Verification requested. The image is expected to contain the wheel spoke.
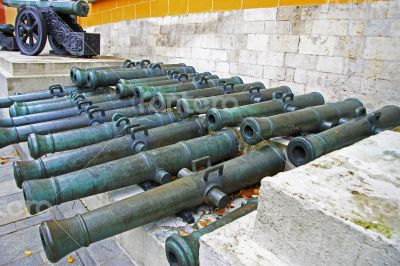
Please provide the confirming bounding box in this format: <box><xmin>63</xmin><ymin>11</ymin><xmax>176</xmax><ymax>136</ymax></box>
<box><xmin>22</xmin><ymin>34</ymin><xmax>28</xmax><ymax>43</ymax></box>
<box><xmin>32</xmin><ymin>21</ymin><xmax>38</xmax><ymax>30</ymax></box>
<box><xmin>29</xmin><ymin>35</ymin><xmax>34</xmax><ymax>46</ymax></box>
<box><xmin>32</xmin><ymin>32</ymin><xmax>38</xmax><ymax>40</ymax></box>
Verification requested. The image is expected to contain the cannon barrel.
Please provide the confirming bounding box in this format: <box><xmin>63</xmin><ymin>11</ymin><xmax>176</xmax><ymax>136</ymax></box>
<box><xmin>287</xmin><ymin>105</ymin><xmax>400</xmax><ymax>166</ymax></box>
<box><xmin>8</xmin><ymin>89</ymin><xmax>120</xmax><ymax>117</ymax></box>
<box><xmin>177</xmin><ymin>86</ymin><xmax>292</xmax><ymax>119</ymax></box>
<box><xmin>3</xmin><ymin>0</ymin><xmax>89</xmax><ymax>17</ymax></box>
<box><xmin>0</xmin><ymin>85</ymin><xmax>85</xmax><ymax>109</ymax></box>
<box><xmin>0</xmin><ymin>24</ymin><xmax>15</xmax><ymax>34</ymax></box>
<box><xmin>23</xmin><ymin>130</ymin><xmax>239</xmax><ymax>214</ymax></box>
<box><xmin>133</xmin><ymin>76</ymin><xmax>242</xmax><ymax>103</ymax></box>
<box><xmin>0</xmin><ymin>92</ymin><xmax>134</xmax><ymax>127</ymax></box>
<box><xmin>0</xmin><ymin>104</ymin><xmax>155</xmax><ymax>149</ymax></box>
<box><xmin>88</xmin><ymin>66</ymin><xmax>196</xmax><ymax>89</ymax></box>
<box><xmin>151</xmin><ymin>82</ymin><xmax>266</xmax><ymax>112</ymax></box>
<box><xmin>38</xmin><ymin>145</ymin><xmax>285</xmax><ymax>262</ymax></box>
<box><xmin>116</xmin><ymin>72</ymin><xmax>214</xmax><ymax>99</ymax></box>
<box><xmin>240</xmin><ymin>98</ymin><xmax>365</xmax><ymax>145</ymax></box>
<box><xmin>207</xmin><ymin>92</ymin><xmax>325</xmax><ymax>131</ymax></box>
<box><xmin>165</xmin><ymin>199</ymin><xmax>258</xmax><ymax>266</ymax></box>
<box><xmin>15</xmin><ymin>118</ymin><xmax>205</xmax><ymax>185</ymax></box>
<box><xmin>71</xmin><ymin>60</ymin><xmax>136</xmax><ymax>87</ymax></box>
<box><xmin>27</xmin><ymin>112</ymin><xmax>178</xmax><ymax>159</ymax></box>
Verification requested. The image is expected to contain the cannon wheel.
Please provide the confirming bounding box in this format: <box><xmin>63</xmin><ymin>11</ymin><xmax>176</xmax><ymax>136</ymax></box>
<box><xmin>48</xmin><ymin>35</ymin><xmax>69</xmax><ymax>56</ymax></box>
<box><xmin>15</xmin><ymin>6</ymin><xmax>47</xmax><ymax>56</ymax></box>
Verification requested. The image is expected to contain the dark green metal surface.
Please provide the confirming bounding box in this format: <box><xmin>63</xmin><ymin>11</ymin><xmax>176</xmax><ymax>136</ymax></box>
<box><xmin>0</xmin><ymin>104</ymin><xmax>155</xmax><ymax>149</ymax></box>
<box><xmin>287</xmin><ymin>105</ymin><xmax>400</xmax><ymax>166</ymax></box>
<box><xmin>207</xmin><ymin>92</ymin><xmax>325</xmax><ymax>131</ymax></box>
<box><xmin>0</xmin><ymin>85</ymin><xmax>85</xmax><ymax>109</ymax></box>
<box><xmin>38</xmin><ymin>145</ymin><xmax>285</xmax><ymax>262</ymax></box>
<box><xmin>15</xmin><ymin>118</ymin><xmax>206</xmax><ymax>186</ymax></box>
<box><xmin>151</xmin><ymin>82</ymin><xmax>267</xmax><ymax>112</ymax></box>
<box><xmin>27</xmin><ymin>112</ymin><xmax>178</xmax><ymax>159</ymax></box>
<box><xmin>88</xmin><ymin>66</ymin><xmax>196</xmax><ymax>89</ymax></box>
<box><xmin>70</xmin><ymin>59</ymin><xmax>136</xmax><ymax>87</ymax></box>
<box><xmin>240</xmin><ymin>98</ymin><xmax>365</xmax><ymax>145</ymax></box>
<box><xmin>0</xmin><ymin>23</ymin><xmax>15</xmax><ymax>34</ymax></box>
<box><xmin>116</xmin><ymin>72</ymin><xmax>214</xmax><ymax>99</ymax></box>
<box><xmin>133</xmin><ymin>76</ymin><xmax>242</xmax><ymax>103</ymax></box>
<box><xmin>8</xmin><ymin>89</ymin><xmax>119</xmax><ymax>117</ymax></box>
<box><xmin>3</xmin><ymin>0</ymin><xmax>90</xmax><ymax>16</ymax></box>
<box><xmin>177</xmin><ymin>86</ymin><xmax>292</xmax><ymax>118</ymax></box>
<box><xmin>23</xmin><ymin>130</ymin><xmax>239</xmax><ymax>214</ymax></box>
<box><xmin>165</xmin><ymin>199</ymin><xmax>258</xmax><ymax>266</ymax></box>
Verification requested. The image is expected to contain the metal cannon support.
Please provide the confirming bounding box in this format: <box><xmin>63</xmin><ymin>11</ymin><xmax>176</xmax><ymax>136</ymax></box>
<box><xmin>165</xmin><ymin>199</ymin><xmax>258</xmax><ymax>266</ymax></box>
<box><xmin>240</xmin><ymin>98</ymin><xmax>365</xmax><ymax>145</ymax></box>
<box><xmin>22</xmin><ymin>130</ymin><xmax>239</xmax><ymax>214</ymax></box>
<box><xmin>132</xmin><ymin>76</ymin><xmax>242</xmax><ymax>103</ymax></box>
<box><xmin>14</xmin><ymin>118</ymin><xmax>206</xmax><ymax>185</ymax></box>
<box><xmin>206</xmin><ymin>92</ymin><xmax>325</xmax><ymax>131</ymax></box>
<box><xmin>177</xmin><ymin>86</ymin><xmax>292</xmax><ymax>119</ymax></box>
<box><xmin>0</xmin><ymin>23</ymin><xmax>19</xmax><ymax>50</ymax></box>
<box><xmin>287</xmin><ymin>105</ymin><xmax>400</xmax><ymax>166</ymax></box>
<box><xmin>38</xmin><ymin>145</ymin><xmax>285</xmax><ymax>262</ymax></box>
<box><xmin>26</xmin><ymin>112</ymin><xmax>178</xmax><ymax>159</ymax></box>
<box><xmin>4</xmin><ymin>0</ymin><xmax>100</xmax><ymax>56</ymax></box>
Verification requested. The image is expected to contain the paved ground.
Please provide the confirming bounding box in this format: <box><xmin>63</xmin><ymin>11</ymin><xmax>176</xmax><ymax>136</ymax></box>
<box><xmin>0</xmin><ymin>145</ymin><xmax>135</xmax><ymax>266</ymax></box>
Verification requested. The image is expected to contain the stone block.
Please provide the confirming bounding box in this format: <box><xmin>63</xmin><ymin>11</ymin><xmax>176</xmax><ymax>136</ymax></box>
<box><xmin>365</xmin><ymin>19</ymin><xmax>393</xmax><ymax>36</ymax></box>
<box><xmin>277</xmin><ymin>6</ymin><xmax>301</xmax><ymax>21</ymax></box>
<box><xmin>348</xmin><ymin>20</ymin><xmax>366</xmax><ymax>36</ymax></box>
<box><xmin>239</xmin><ymin>50</ymin><xmax>258</xmax><ymax>64</ymax></box>
<box><xmin>192</xmin><ymin>48</ymin><xmax>212</xmax><ymax>60</ymax></box>
<box><xmin>253</xmin><ymin>131</ymin><xmax>400</xmax><ymax>266</ymax></box>
<box><xmin>316</xmin><ymin>55</ymin><xmax>345</xmax><ymax>74</ymax></box>
<box><xmin>234</xmin><ymin>21</ymin><xmax>265</xmax><ymax>34</ymax></box>
<box><xmin>285</xmin><ymin>53</ymin><xmax>317</xmax><ymax>71</ymax></box>
<box><xmin>211</xmin><ymin>49</ymin><xmax>228</xmax><ymax>61</ymax></box>
<box><xmin>269</xmin><ymin>35</ymin><xmax>299</xmax><ymax>53</ymax></box>
<box><xmin>294</xmin><ymin>69</ymin><xmax>327</xmax><ymax>88</ymax></box>
<box><xmin>247</xmin><ymin>34</ymin><xmax>269</xmax><ymax>51</ymax></box>
<box><xmin>364</xmin><ymin>37</ymin><xmax>400</xmax><ymax>61</ymax></box>
<box><xmin>369</xmin><ymin>1</ymin><xmax>390</xmax><ymax>19</ymax></box>
<box><xmin>299</xmin><ymin>35</ymin><xmax>338</xmax><ymax>56</ymax></box>
<box><xmin>244</xmin><ymin>8</ymin><xmax>268</xmax><ymax>21</ymax></box>
<box><xmin>263</xmin><ymin>66</ymin><xmax>285</xmax><ymax>80</ymax></box>
<box><xmin>215</xmin><ymin>61</ymin><xmax>230</xmax><ymax>73</ymax></box>
<box><xmin>312</xmin><ymin>20</ymin><xmax>348</xmax><ymax>36</ymax></box>
<box><xmin>290</xmin><ymin>19</ymin><xmax>313</xmax><ymax>35</ymax></box>
<box><xmin>257</xmin><ymin>51</ymin><xmax>285</xmax><ymax>67</ymax></box>
<box><xmin>264</xmin><ymin>21</ymin><xmax>290</xmax><ymax>35</ymax></box>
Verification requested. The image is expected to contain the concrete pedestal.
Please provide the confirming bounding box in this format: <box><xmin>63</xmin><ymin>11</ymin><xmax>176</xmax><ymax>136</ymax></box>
<box><xmin>0</xmin><ymin>51</ymin><xmax>125</xmax><ymax>95</ymax></box>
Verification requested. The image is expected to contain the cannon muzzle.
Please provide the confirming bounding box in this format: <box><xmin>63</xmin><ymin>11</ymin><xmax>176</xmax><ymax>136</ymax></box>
<box><xmin>287</xmin><ymin>105</ymin><xmax>400</xmax><ymax>166</ymax></box>
<box><xmin>165</xmin><ymin>199</ymin><xmax>258</xmax><ymax>266</ymax></box>
<box><xmin>241</xmin><ymin>98</ymin><xmax>365</xmax><ymax>145</ymax></box>
<box><xmin>39</xmin><ymin>145</ymin><xmax>285</xmax><ymax>262</ymax></box>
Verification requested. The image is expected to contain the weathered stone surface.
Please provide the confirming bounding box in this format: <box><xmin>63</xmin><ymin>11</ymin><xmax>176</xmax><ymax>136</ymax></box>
<box><xmin>253</xmin><ymin>131</ymin><xmax>400</xmax><ymax>265</ymax></box>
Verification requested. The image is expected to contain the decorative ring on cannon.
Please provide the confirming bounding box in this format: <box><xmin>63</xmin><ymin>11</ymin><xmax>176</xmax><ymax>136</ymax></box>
<box><xmin>3</xmin><ymin>0</ymin><xmax>100</xmax><ymax>57</ymax></box>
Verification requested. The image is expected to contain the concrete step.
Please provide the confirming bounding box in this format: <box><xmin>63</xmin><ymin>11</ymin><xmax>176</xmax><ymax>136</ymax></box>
<box><xmin>0</xmin><ymin>51</ymin><xmax>126</xmax><ymax>95</ymax></box>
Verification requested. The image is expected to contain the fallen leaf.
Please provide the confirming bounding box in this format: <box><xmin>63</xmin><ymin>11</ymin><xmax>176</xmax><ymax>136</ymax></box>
<box><xmin>23</xmin><ymin>207</ymin><xmax>28</xmax><ymax>212</ymax></box>
<box><xmin>205</xmin><ymin>218</ymin><xmax>212</xmax><ymax>223</ymax></box>
<box><xmin>199</xmin><ymin>221</ymin><xmax>207</xmax><ymax>227</ymax></box>
<box><xmin>0</xmin><ymin>157</ymin><xmax>10</xmax><ymax>164</ymax></box>
<box><xmin>179</xmin><ymin>231</ymin><xmax>189</xmax><ymax>237</ymax></box>
<box><xmin>12</xmin><ymin>150</ymin><xmax>19</xmax><ymax>156</ymax></box>
<box><xmin>24</xmin><ymin>250</ymin><xmax>32</xmax><ymax>256</ymax></box>
<box><xmin>215</xmin><ymin>208</ymin><xmax>225</xmax><ymax>215</ymax></box>
<box><xmin>67</xmin><ymin>256</ymin><xmax>75</xmax><ymax>263</ymax></box>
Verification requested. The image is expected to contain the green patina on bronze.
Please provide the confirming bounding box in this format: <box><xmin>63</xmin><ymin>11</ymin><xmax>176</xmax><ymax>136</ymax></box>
<box><xmin>23</xmin><ymin>130</ymin><xmax>239</xmax><ymax>214</ymax></box>
<box><xmin>3</xmin><ymin>0</ymin><xmax>90</xmax><ymax>16</ymax></box>
<box><xmin>165</xmin><ymin>199</ymin><xmax>258</xmax><ymax>266</ymax></box>
<box><xmin>88</xmin><ymin>65</ymin><xmax>196</xmax><ymax>89</ymax></box>
<box><xmin>152</xmin><ymin>82</ymin><xmax>267</xmax><ymax>112</ymax></box>
<box><xmin>16</xmin><ymin>117</ymin><xmax>204</xmax><ymax>185</ymax></box>
<box><xmin>38</xmin><ymin>145</ymin><xmax>285</xmax><ymax>263</ymax></box>
<box><xmin>177</xmin><ymin>86</ymin><xmax>292</xmax><ymax>119</ymax></box>
<box><xmin>132</xmin><ymin>76</ymin><xmax>242</xmax><ymax>103</ymax></box>
<box><xmin>241</xmin><ymin>98</ymin><xmax>365</xmax><ymax>145</ymax></box>
<box><xmin>0</xmin><ymin>104</ymin><xmax>155</xmax><ymax>149</ymax></box>
<box><xmin>287</xmin><ymin>105</ymin><xmax>400</xmax><ymax>166</ymax></box>
<box><xmin>207</xmin><ymin>92</ymin><xmax>325</xmax><ymax>131</ymax></box>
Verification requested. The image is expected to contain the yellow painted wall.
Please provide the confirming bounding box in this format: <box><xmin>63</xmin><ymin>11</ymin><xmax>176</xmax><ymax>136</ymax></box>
<box><xmin>4</xmin><ymin>6</ymin><xmax>16</xmax><ymax>24</ymax></box>
<box><xmin>79</xmin><ymin>0</ymin><xmax>383</xmax><ymax>27</ymax></box>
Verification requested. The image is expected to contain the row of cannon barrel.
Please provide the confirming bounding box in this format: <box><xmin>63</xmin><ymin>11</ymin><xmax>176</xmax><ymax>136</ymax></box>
<box><xmin>0</xmin><ymin>59</ymin><xmax>399</xmax><ymax>265</ymax></box>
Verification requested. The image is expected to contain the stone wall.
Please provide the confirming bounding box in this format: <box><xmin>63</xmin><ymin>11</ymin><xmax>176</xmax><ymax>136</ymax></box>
<box><xmin>88</xmin><ymin>0</ymin><xmax>400</xmax><ymax>110</ymax></box>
